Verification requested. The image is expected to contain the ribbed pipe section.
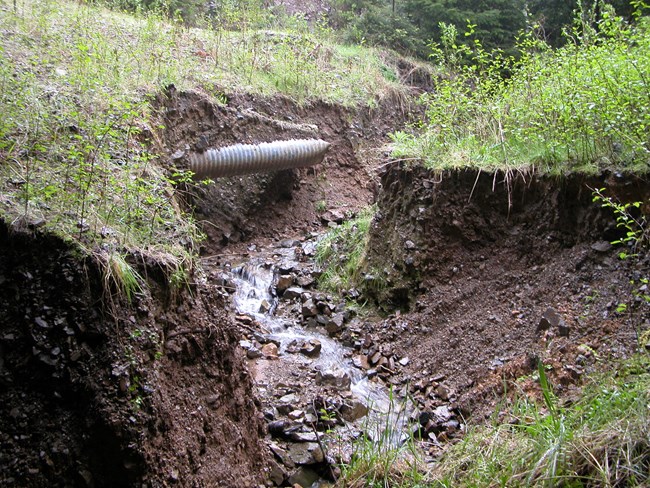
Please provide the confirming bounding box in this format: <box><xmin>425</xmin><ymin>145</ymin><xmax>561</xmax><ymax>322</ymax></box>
<box><xmin>189</xmin><ymin>139</ymin><xmax>331</xmax><ymax>179</ymax></box>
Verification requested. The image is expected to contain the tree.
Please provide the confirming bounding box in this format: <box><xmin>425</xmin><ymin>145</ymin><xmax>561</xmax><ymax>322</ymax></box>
<box><xmin>403</xmin><ymin>0</ymin><xmax>527</xmax><ymax>51</ymax></box>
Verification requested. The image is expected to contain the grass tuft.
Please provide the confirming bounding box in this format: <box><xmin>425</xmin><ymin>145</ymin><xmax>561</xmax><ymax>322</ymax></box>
<box><xmin>315</xmin><ymin>206</ymin><xmax>375</xmax><ymax>294</ymax></box>
<box><xmin>431</xmin><ymin>355</ymin><xmax>650</xmax><ymax>487</ymax></box>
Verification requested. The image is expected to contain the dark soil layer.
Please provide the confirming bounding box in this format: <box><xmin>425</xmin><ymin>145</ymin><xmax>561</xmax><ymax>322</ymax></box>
<box><xmin>0</xmin><ymin>221</ymin><xmax>268</xmax><ymax>487</ymax></box>
<box><xmin>363</xmin><ymin>165</ymin><xmax>650</xmax><ymax>419</ymax></box>
<box><xmin>152</xmin><ymin>86</ymin><xmax>409</xmax><ymax>253</ymax></box>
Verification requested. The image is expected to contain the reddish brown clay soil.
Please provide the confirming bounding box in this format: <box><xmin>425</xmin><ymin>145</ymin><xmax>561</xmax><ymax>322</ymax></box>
<box><xmin>0</xmin><ymin>87</ymin><xmax>415</xmax><ymax>487</ymax></box>
<box><xmin>152</xmin><ymin>86</ymin><xmax>414</xmax><ymax>253</ymax></box>
<box><xmin>362</xmin><ymin>166</ymin><xmax>650</xmax><ymax>423</ymax></box>
<box><xmin>2</xmin><ymin>82</ymin><xmax>649</xmax><ymax>488</ymax></box>
<box><xmin>0</xmin><ymin>221</ymin><xmax>269</xmax><ymax>487</ymax></box>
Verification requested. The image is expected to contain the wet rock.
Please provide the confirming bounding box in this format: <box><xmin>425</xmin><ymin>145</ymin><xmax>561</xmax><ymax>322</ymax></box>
<box><xmin>288</xmin><ymin>410</ymin><xmax>304</xmax><ymax>421</ymax></box>
<box><xmin>259</xmin><ymin>299</ymin><xmax>272</xmax><ymax>314</ymax></box>
<box><xmin>340</xmin><ymin>399</ymin><xmax>368</xmax><ymax>422</ymax></box>
<box><xmin>369</xmin><ymin>351</ymin><xmax>383</xmax><ymax>365</ymax></box>
<box><xmin>290</xmin><ymin>431</ymin><xmax>320</xmax><ymax>443</ymax></box>
<box><xmin>300</xmin><ymin>339</ymin><xmax>322</xmax><ymax>358</ymax></box>
<box><xmin>283</xmin><ymin>287</ymin><xmax>305</xmax><ymax>300</ymax></box>
<box><xmin>268</xmin><ymin>420</ymin><xmax>290</xmax><ymax>437</ymax></box>
<box><xmin>302</xmin><ymin>241</ymin><xmax>317</xmax><ymax>256</ymax></box>
<box><xmin>268</xmin><ymin>458</ymin><xmax>287</xmax><ymax>485</ymax></box>
<box><xmin>236</xmin><ymin>314</ymin><xmax>254</xmax><ymax>325</ymax></box>
<box><xmin>278</xmin><ymin>393</ymin><xmax>299</xmax><ymax>407</ymax></box>
<box><xmin>296</xmin><ymin>275</ymin><xmax>315</xmax><ymax>287</ymax></box>
<box><xmin>262</xmin><ymin>343</ymin><xmax>279</xmax><ymax>359</ymax></box>
<box><xmin>287</xmin><ymin>443</ymin><xmax>320</xmax><ymax>465</ymax></box>
<box><xmin>276</xmin><ymin>275</ymin><xmax>293</xmax><ymax>294</ymax></box>
<box><xmin>247</xmin><ymin>346</ymin><xmax>263</xmax><ymax>359</ymax></box>
<box><xmin>316</xmin><ymin>367</ymin><xmax>351</xmax><ymax>389</ymax></box>
<box><xmin>301</xmin><ymin>299</ymin><xmax>318</xmax><ymax>318</ymax></box>
<box><xmin>287</xmin><ymin>466</ymin><xmax>320</xmax><ymax>487</ymax></box>
<box><xmin>270</xmin><ymin>443</ymin><xmax>294</xmax><ymax>467</ymax></box>
<box><xmin>352</xmin><ymin>355</ymin><xmax>370</xmax><ymax>370</ymax></box>
<box><xmin>316</xmin><ymin>315</ymin><xmax>329</xmax><ymax>326</ymax></box>
<box><xmin>325</xmin><ymin>313</ymin><xmax>345</xmax><ymax>336</ymax></box>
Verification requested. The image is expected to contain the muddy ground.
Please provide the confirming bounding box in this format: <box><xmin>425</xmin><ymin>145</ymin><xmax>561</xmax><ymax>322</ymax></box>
<box><xmin>159</xmin><ymin>86</ymin><xmax>649</xmax><ymax>480</ymax></box>
<box><xmin>362</xmin><ymin>167</ymin><xmax>650</xmax><ymax>424</ymax></box>
<box><xmin>1</xmin><ymin>82</ymin><xmax>649</xmax><ymax>488</ymax></box>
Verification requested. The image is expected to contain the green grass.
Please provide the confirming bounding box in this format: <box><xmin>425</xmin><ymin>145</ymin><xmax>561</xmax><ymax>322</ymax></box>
<box><xmin>435</xmin><ymin>356</ymin><xmax>650</xmax><ymax>487</ymax></box>
<box><xmin>391</xmin><ymin>11</ymin><xmax>650</xmax><ymax>174</ymax></box>
<box><xmin>0</xmin><ymin>0</ymin><xmax>417</xmax><ymax>290</ymax></box>
<box><xmin>315</xmin><ymin>206</ymin><xmax>375</xmax><ymax>294</ymax></box>
<box><xmin>336</xmin><ymin>355</ymin><xmax>650</xmax><ymax>487</ymax></box>
<box><xmin>339</xmin><ymin>388</ymin><xmax>427</xmax><ymax>488</ymax></box>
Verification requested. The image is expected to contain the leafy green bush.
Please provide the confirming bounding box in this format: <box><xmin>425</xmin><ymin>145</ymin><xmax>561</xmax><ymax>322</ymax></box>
<box><xmin>392</xmin><ymin>3</ymin><xmax>650</xmax><ymax>174</ymax></box>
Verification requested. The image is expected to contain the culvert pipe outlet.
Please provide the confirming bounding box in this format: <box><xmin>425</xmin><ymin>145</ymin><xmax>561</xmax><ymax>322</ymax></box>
<box><xmin>189</xmin><ymin>139</ymin><xmax>330</xmax><ymax>179</ymax></box>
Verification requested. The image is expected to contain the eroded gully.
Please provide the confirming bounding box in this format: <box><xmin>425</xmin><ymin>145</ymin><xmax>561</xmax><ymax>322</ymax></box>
<box><xmin>205</xmin><ymin>235</ymin><xmax>412</xmax><ymax>486</ymax></box>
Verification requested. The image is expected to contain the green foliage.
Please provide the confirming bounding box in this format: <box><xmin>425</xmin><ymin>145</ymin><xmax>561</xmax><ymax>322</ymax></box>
<box><xmin>330</xmin><ymin>0</ymin><xmax>427</xmax><ymax>57</ymax></box>
<box><xmin>592</xmin><ymin>188</ymin><xmax>648</xmax><ymax>258</ymax></box>
<box><xmin>431</xmin><ymin>356</ymin><xmax>650</xmax><ymax>487</ymax></box>
<box><xmin>0</xmin><ymin>0</ymin><xmax>412</xmax><ymax>303</ymax></box>
<box><xmin>392</xmin><ymin>7</ymin><xmax>650</xmax><ymax>174</ymax></box>
<box><xmin>592</xmin><ymin>187</ymin><xmax>649</xmax><ymax>330</ymax></box>
<box><xmin>315</xmin><ymin>206</ymin><xmax>375</xmax><ymax>294</ymax></box>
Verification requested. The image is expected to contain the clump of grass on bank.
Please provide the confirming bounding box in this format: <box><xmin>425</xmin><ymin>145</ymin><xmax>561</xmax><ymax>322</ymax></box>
<box><xmin>315</xmin><ymin>206</ymin><xmax>375</xmax><ymax>294</ymax></box>
<box><xmin>432</xmin><ymin>356</ymin><xmax>650</xmax><ymax>487</ymax></box>
<box><xmin>336</xmin><ymin>355</ymin><xmax>650</xmax><ymax>487</ymax></box>
<box><xmin>392</xmin><ymin>3</ymin><xmax>650</xmax><ymax>174</ymax></box>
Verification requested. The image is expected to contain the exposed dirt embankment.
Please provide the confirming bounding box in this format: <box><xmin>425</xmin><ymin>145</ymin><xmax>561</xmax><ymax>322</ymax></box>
<box><xmin>0</xmin><ymin>222</ymin><xmax>268</xmax><ymax>487</ymax></box>
<box><xmin>152</xmin><ymin>86</ymin><xmax>410</xmax><ymax>252</ymax></box>
<box><xmin>363</xmin><ymin>165</ymin><xmax>650</xmax><ymax>419</ymax></box>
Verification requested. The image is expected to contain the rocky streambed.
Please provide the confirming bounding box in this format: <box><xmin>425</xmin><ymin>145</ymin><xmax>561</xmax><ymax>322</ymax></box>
<box><xmin>203</xmin><ymin>233</ymin><xmax>465</xmax><ymax>487</ymax></box>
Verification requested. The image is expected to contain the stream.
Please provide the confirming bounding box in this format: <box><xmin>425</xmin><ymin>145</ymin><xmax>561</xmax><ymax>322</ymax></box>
<box><xmin>218</xmin><ymin>237</ymin><xmax>412</xmax><ymax>484</ymax></box>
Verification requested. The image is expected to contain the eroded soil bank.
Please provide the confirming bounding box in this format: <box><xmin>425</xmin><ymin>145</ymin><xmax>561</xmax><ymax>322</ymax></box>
<box><xmin>362</xmin><ymin>166</ymin><xmax>650</xmax><ymax>422</ymax></box>
<box><xmin>0</xmin><ymin>221</ymin><xmax>269</xmax><ymax>487</ymax></box>
<box><xmin>1</xmin><ymin>84</ymin><xmax>648</xmax><ymax>487</ymax></box>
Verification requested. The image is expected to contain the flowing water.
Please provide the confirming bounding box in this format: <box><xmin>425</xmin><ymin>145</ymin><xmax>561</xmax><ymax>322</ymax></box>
<box><xmin>228</xmin><ymin>243</ymin><xmax>411</xmax><ymax>446</ymax></box>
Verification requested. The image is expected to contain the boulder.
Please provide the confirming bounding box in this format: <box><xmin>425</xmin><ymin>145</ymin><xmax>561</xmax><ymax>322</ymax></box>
<box><xmin>301</xmin><ymin>299</ymin><xmax>318</xmax><ymax>318</ymax></box>
<box><xmin>276</xmin><ymin>275</ymin><xmax>294</xmax><ymax>293</ymax></box>
<box><xmin>316</xmin><ymin>367</ymin><xmax>351</xmax><ymax>389</ymax></box>
<box><xmin>283</xmin><ymin>287</ymin><xmax>305</xmax><ymax>300</ymax></box>
<box><xmin>261</xmin><ymin>343</ymin><xmax>279</xmax><ymax>359</ymax></box>
<box><xmin>287</xmin><ymin>467</ymin><xmax>320</xmax><ymax>487</ymax></box>
<box><xmin>340</xmin><ymin>399</ymin><xmax>369</xmax><ymax>422</ymax></box>
<box><xmin>300</xmin><ymin>339</ymin><xmax>322</xmax><ymax>357</ymax></box>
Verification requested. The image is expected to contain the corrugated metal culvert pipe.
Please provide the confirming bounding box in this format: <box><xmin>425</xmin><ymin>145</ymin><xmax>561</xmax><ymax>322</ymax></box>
<box><xmin>189</xmin><ymin>139</ymin><xmax>331</xmax><ymax>179</ymax></box>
